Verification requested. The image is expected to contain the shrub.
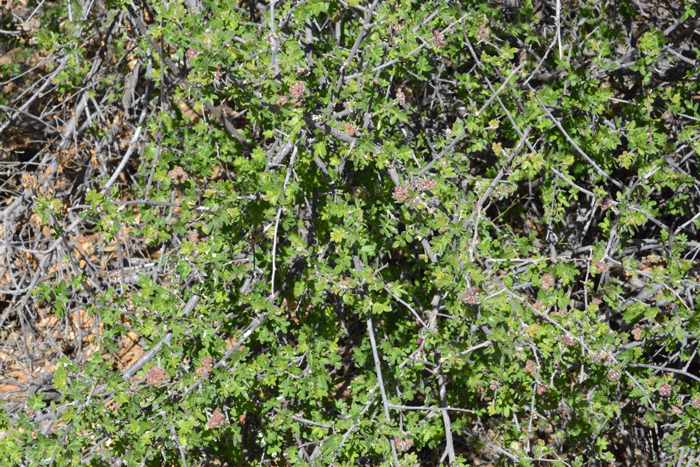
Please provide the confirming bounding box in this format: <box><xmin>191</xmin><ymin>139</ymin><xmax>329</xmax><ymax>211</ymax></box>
<box><xmin>1</xmin><ymin>0</ymin><xmax>699</xmax><ymax>465</ymax></box>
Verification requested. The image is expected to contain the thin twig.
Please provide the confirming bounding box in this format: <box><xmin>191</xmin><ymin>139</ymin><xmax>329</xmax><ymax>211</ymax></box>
<box><xmin>367</xmin><ymin>315</ymin><xmax>400</xmax><ymax>467</ymax></box>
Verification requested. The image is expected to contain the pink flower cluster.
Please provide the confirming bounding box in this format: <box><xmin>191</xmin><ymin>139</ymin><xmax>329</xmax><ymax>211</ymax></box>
<box><xmin>489</xmin><ymin>379</ymin><xmax>500</xmax><ymax>390</ymax></box>
<box><xmin>196</xmin><ymin>357</ymin><xmax>213</xmax><ymax>377</ymax></box>
<box><xmin>432</xmin><ymin>30</ymin><xmax>446</xmax><ymax>48</ymax></box>
<box><xmin>589</xmin><ymin>350</ymin><xmax>609</xmax><ymax>363</ymax></box>
<box><xmin>489</xmin><ymin>184</ymin><xmax>513</xmax><ymax>200</ymax></box>
<box><xmin>631</xmin><ymin>327</ymin><xmax>642</xmax><ymax>340</ymax></box>
<box><xmin>691</xmin><ymin>398</ymin><xmax>700</xmax><ymax>409</ymax></box>
<box><xmin>146</xmin><ymin>365</ymin><xmax>169</xmax><ymax>386</ymax></box>
<box><xmin>396</xmin><ymin>88</ymin><xmax>406</xmax><ymax>105</ymax></box>
<box><xmin>540</xmin><ymin>273</ymin><xmax>554</xmax><ymax>290</ymax></box>
<box><xmin>414</xmin><ymin>179</ymin><xmax>437</xmax><ymax>192</ymax></box>
<box><xmin>207</xmin><ymin>408</ymin><xmax>226</xmax><ymax>429</ymax></box>
<box><xmin>560</xmin><ymin>335</ymin><xmax>576</xmax><ymax>346</ymax></box>
<box><xmin>659</xmin><ymin>382</ymin><xmax>672</xmax><ymax>397</ymax></box>
<box><xmin>550</xmin><ymin>308</ymin><xmax>567</xmax><ymax>317</ymax></box>
<box><xmin>608</xmin><ymin>369</ymin><xmax>621</xmax><ymax>381</ymax></box>
<box><xmin>393</xmin><ymin>184</ymin><xmax>411</xmax><ymax>202</ymax></box>
<box><xmin>599</xmin><ymin>197</ymin><xmax>612</xmax><ymax>210</ymax></box>
<box><xmin>592</xmin><ymin>260</ymin><xmax>610</xmax><ymax>273</ymax></box>
<box><xmin>168</xmin><ymin>166</ymin><xmax>188</xmax><ymax>183</ymax></box>
<box><xmin>392</xmin><ymin>179</ymin><xmax>437</xmax><ymax>204</ymax></box>
<box><xmin>524</xmin><ymin>359</ymin><xmax>536</xmax><ymax>376</ymax></box>
<box><xmin>476</xmin><ymin>16</ymin><xmax>491</xmax><ymax>42</ymax></box>
<box><xmin>187</xmin><ymin>48</ymin><xmax>197</xmax><ymax>60</ymax></box>
<box><xmin>463</xmin><ymin>286</ymin><xmax>479</xmax><ymax>304</ymax></box>
<box><xmin>212</xmin><ymin>65</ymin><xmax>222</xmax><ymax>81</ymax></box>
<box><xmin>289</xmin><ymin>81</ymin><xmax>306</xmax><ymax>104</ymax></box>
<box><xmin>537</xmin><ymin>384</ymin><xmax>549</xmax><ymax>394</ymax></box>
<box><xmin>26</xmin><ymin>17</ymin><xmax>41</xmax><ymax>33</ymax></box>
<box><xmin>343</xmin><ymin>123</ymin><xmax>356</xmax><ymax>136</ymax></box>
<box><xmin>187</xmin><ymin>231</ymin><xmax>199</xmax><ymax>243</ymax></box>
<box><xmin>394</xmin><ymin>436</ymin><xmax>413</xmax><ymax>453</ymax></box>
<box><xmin>476</xmin><ymin>24</ymin><xmax>491</xmax><ymax>41</ymax></box>
<box><xmin>387</xmin><ymin>23</ymin><xmax>403</xmax><ymax>35</ymax></box>
<box><xmin>265</xmin><ymin>31</ymin><xmax>278</xmax><ymax>45</ymax></box>
<box><xmin>533</xmin><ymin>300</ymin><xmax>545</xmax><ymax>311</ymax></box>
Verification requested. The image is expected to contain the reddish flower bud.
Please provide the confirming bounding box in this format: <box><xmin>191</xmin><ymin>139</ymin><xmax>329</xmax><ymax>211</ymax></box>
<box><xmin>631</xmin><ymin>327</ymin><xmax>642</xmax><ymax>340</ymax></box>
<box><xmin>463</xmin><ymin>286</ymin><xmax>479</xmax><ymax>304</ymax></box>
<box><xmin>290</xmin><ymin>81</ymin><xmax>306</xmax><ymax>99</ymax></box>
<box><xmin>659</xmin><ymin>382</ymin><xmax>672</xmax><ymax>397</ymax></box>
<box><xmin>540</xmin><ymin>273</ymin><xmax>554</xmax><ymax>290</ymax></box>
<box><xmin>394</xmin><ymin>436</ymin><xmax>413</xmax><ymax>453</ymax></box>
<box><xmin>207</xmin><ymin>408</ymin><xmax>226</xmax><ymax>429</ymax></box>
<box><xmin>525</xmin><ymin>360</ymin><xmax>536</xmax><ymax>376</ymax></box>
<box><xmin>592</xmin><ymin>260</ymin><xmax>610</xmax><ymax>273</ymax></box>
<box><xmin>560</xmin><ymin>335</ymin><xmax>576</xmax><ymax>346</ymax></box>
<box><xmin>432</xmin><ymin>30</ymin><xmax>446</xmax><ymax>48</ymax></box>
<box><xmin>26</xmin><ymin>17</ymin><xmax>40</xmax><ymax>33</ymax></box>
<box><xmin>146</xmin><ymin>365</ymin><xmax>169</xmax><ymax>386</ymax></box>
<box><xmin>396</xmin><ymin>89</ymin><xmax>406</xmax><ymax>105</ymax></box>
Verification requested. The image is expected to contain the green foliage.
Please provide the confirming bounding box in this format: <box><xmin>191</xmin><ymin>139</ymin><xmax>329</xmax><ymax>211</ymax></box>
<box><xmin>3</xmin><ymin>0</ymin><xmax>700</xmax><ymax>465</ymax></box>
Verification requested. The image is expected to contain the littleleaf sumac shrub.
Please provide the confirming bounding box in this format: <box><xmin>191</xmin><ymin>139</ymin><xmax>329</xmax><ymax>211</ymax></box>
<box><xmin>1</xmin><ymin>0</ymin><xmax>700</xmax><ymax>465</ymax></box>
